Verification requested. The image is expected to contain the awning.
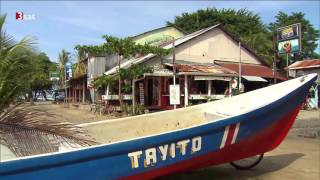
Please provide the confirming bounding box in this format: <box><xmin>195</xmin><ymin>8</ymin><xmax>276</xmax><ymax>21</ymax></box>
<box><xmin>243</xmin><ymin>75</ymin><xmax>268</xmax><ymax>82</ymax></box>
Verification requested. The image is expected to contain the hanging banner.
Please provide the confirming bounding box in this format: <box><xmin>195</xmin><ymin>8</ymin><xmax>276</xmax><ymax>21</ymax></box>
<box><xmin>169</xmin><ymin>84</ymin><xmax>180</xmax><ymax>105</ymax></box>
<box><xmin>277</xmin><ymin>23</ymin><xmax>301</xmax><ymax>54</ymax></box>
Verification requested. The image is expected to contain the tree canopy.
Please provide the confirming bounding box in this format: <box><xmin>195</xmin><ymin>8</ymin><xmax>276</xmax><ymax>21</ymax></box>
<box><xmin>168</xmin><ymin>8</ymin><xmax>267</xmax><ymax>37</ymax></box>
<box><xmin>0</xmin><ymin>14</ymin><xmax>95</xmax><ymax>157</ymax></box>
<box><xmin>169</xmin><ymin>8</ymin><xmax>320</xmax><ymax>67</ymax></box>
<box><xmin>76</xmin><ymin>35</ymin><xmax>169</xmax><ymax>108</ymax></box>
<box><xmin>30</xmin><ymin>52</ymin><xmax>56</xmax><ymax>97</ymax></box>
<box><xmin>269</xmin><ymin>11</ymin><xmax>320</xmax><ymax>62</ymax></box>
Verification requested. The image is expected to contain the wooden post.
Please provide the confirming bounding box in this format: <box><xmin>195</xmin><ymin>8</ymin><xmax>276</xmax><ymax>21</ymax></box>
<box><xmin>238</xmin><ymin>41</ymin><xmax>242</xmax><ymax>92</ymax></box>
<box><xmin>273</xmin><ymin>34</ymin><xmax>277</xmax><ymax>84</ymax></box>
<box><xmin>229</xmin><ymin>80</ymin><xmax>232</xmax><ymax>97</ymax></box>
<box><xmin>132</xmin><ymin>79</ymin><xmax>135</xmax><ymax>114</ymax></box>
<box><xmin>208</xmin><ymin>80</ymin><xmax>212</xmax><ymax>101</ymax></box>
<box><xmin>106</xmin><ymin>85</ymin><xmax>109</xmax><ymax>101</ymax></box>
<box><xmin>158</xmin><ymin>77</ymin><xmax>161</xmax><ymax>106</ymax></box>
<box><xmin>75</xmin><ymin>89</ymin><xmax>78</xmax><ymax>103</ymax></box>
<box><xmin>184</xmin><ymin>75</ymin><xmax>188</xmax><ymax>107</ymax></box>
<box><xmin>68</xmin><ymin>87</ymin><xmax>71</xmax><ymax>103</ymax></box>
<box><xmin>172</xmin><ymin>39</ymin><xmax>176</xmax><ymax>109</ymax></box>
<box><xmin>286</xmin><ymin>53</ymin><xmax>289</xmax><ymax>78</ymax></box>
<box><xmin>82</xmin><ymin>78</ymin><xmax>85</xmax><ymax>104</ymax></box>
<box><xmin>73</xmin><ymin>87</ymin><xmax>76</xmax><ymax>103</ymax></box>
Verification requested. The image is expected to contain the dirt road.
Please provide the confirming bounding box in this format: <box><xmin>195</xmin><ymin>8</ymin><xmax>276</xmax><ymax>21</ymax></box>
<box><xmin>30</xmin><ymin>104</ymin><xmax>320</xmax><ymax>180</ymax></box>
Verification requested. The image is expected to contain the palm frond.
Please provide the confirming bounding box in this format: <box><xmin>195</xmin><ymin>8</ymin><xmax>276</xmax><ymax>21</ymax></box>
<box><xmin>0</xmin><ymin>106</ymin><xmax>97</xmax><ymax>157</ymax></box>
<box><xmin>8</xmin><ymin>35</ymin><xmax>37</xmax><ymax>54</ymax></box>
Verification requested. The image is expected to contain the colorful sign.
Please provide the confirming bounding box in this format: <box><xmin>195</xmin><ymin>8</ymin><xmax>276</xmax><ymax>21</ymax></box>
<box><xmin>277</xmin><ymin>23</ymin><xmax>301</xmax><ymax>54</ymax></box>
<box><xmin>278</xmin><ymin>39</ymin><xmax>299</xmax><ymax>54</ymax></box>
<box><xmin>277</xmin><ymin>24</ymin><xmax>300</xmax><ymax>41</ymax></box>
<box><xmin>169</xmin><ymin>84</ymin><xmax>180</xmax><ymax>105</ymax></box>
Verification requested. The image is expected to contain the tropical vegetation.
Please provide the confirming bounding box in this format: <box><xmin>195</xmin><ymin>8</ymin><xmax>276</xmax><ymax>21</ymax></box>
<box><xmin>76</xmin><ymin>35</ymin><xmax>169</xmax><ymax>109</ymax></box>
<box><xmin>168</xmin><ymin>8</ymin><xmax>320</xmax><ymax>67</ymax></box>
<box><xmin>0</xmin><ymin>14</ymin><xmax>95</xmax><ymax>158</ymax></box>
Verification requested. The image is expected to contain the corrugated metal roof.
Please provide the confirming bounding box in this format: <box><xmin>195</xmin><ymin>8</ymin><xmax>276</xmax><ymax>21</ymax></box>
<box><xmin>216</xmin><ymin>62</ymin><xmax>287</xmax><ymax>80</ymax></box>
<box><xmin>104</xmin><ymin>25</ymin><xmax>221</xmax><ymax>75</ymax></box>
<box><xmin>288</xmin><ymin>59</ymin><xmax>320</xmax><ymax>70</ymax></box>
<box><xmin>104</xmin><ymin>23</ymin><xmax>270</xmax><ymax>76</ymax></box>
<box><xmin>176</xmin><ymin>64</ymin><xmax>237</xmax><ymax>75</ymax></box>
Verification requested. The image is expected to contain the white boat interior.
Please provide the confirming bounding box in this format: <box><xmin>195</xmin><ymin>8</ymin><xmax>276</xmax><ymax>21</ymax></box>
<box><xmin>81</xmin><ymin>74</ymin><xmax>314</xmax><ymax>144</ymax></box>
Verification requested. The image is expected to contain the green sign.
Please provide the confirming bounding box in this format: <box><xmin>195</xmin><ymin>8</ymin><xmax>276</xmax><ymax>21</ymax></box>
<box><xmin>50</xmin><ymin>72</ymin><xmax>59</xmax><ymax>81</ymax></box>
<box><xmin>50</xmin><ymin>72</ymin><xmax>59</xmax><ymax>77</ymax></box>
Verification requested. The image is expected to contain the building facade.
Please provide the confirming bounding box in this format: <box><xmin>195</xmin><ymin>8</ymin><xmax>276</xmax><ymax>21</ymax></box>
<box><xmin>104</xmin><ymin>24</ymin><xmax>286</xmax><ymax>110</ymax></box>
<box><xmin>288</xmin><ymin>59</ymin><xmax>320</xmax><ymax>109</ymax></box>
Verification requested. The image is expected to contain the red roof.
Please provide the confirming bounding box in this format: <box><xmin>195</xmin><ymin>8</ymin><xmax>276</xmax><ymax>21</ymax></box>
<box><xmin>216</xmin><ymin>62</ymin><xmax>287</xmax><ymax>81</ymax></box>
<box><xmin>288</xmin><ymin>59</ymin><xmax>320</xmax><ymax>70</ymax></box>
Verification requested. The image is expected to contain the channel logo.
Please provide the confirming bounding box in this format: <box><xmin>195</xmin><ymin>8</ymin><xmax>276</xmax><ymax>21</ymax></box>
<box><xmin>16</xmin><ymin>12</ymin><xmax>23</xmax><ymax>20</ymax></box>
<box><xmin>16</xmin><ymin>11</ymin><xmax>36</xmax><ymax>20</ymax></box>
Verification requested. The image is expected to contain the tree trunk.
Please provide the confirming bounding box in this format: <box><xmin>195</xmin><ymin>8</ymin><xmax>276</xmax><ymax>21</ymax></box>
<box><xmin>29</xmin><ymin>91</ymin><xmax>34</xmax><ymax>105</ymax></box>
<box><xmin>118</xmin><ymin>55</ymin><xmax>123</xmax><ymax>111</ymax></box>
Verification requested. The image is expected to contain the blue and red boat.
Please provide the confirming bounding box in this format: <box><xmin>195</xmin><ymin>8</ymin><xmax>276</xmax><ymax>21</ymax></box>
<box><xmin>0</xmin><ymin>73</ymin><xmax>317</xmax><ymax>179</ymax></box>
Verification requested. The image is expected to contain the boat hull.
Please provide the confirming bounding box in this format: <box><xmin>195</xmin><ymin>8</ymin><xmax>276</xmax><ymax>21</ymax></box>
<box><xmin>0</xmin><ymin>75</ymin><xmax>316</xmax><ymax>180</ymax></box>
<box><xmin>122</xmin><ymin>105</ymin><xmax>301</xmax><ymax>180</ymax></box>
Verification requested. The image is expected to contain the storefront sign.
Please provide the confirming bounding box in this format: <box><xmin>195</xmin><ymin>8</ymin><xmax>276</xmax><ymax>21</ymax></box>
<box><xmin>277</xmin><ymin>24</ymin><xmax>300</xmax><ymax>41</ymax></box>
<box><xmin>277</xmin><ymin>23</ymin><xmax>301</xmax><ymax>54</ymax></box>
<box><xmin>278</xmin><ymin>39</ymin><xmax>299</xmax><ymax>54</ymax></box>
<box><xmin>169</xmin><ymin>84</ymin><xmax>180</xmax><ymax>105</ymax></box>
<box><xmin>49</xmin><ymin>72</ymin><xmax>59</xmax><ymax>81</ymax></box>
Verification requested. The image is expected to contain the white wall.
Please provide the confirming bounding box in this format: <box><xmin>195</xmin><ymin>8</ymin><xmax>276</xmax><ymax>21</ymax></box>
<box><xmin>165</xmin><ymin>28</ymin><xmax>262</xmax><ymax>65</ymax></box>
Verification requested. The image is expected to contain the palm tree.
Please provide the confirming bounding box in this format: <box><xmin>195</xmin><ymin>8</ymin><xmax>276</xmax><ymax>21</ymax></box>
<box><xmin>73</xmin><ymin>47</ymin><xmax>86</xmax><ymax>78</ymax></box>
<box><xmin>0</xmin><ymin>14</ymin><xmax>96</xmax><ymax>159</ymax></box>
<box><xmin>58</xmin><ymin>49</ymin><xmax>69</xmax><ymax>104</ymax></box>
<box><xmin>0</xmin><ymin>14</ymin><xmax>36</xmax><ymax>111</ymax></box>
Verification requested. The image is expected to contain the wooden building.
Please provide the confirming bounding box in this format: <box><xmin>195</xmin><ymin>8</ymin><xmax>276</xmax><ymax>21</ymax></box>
<box><xmin>104</xmin><ymin>24</ymin><xmax>286</xmax><ymax>110</ymax></box>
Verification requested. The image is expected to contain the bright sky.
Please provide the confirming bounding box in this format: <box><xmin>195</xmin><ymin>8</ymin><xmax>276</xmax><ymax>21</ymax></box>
<box><xmin>1</xmin><ymin>1</ymin><xmax>320</xmax><ymax>62</ymax></box>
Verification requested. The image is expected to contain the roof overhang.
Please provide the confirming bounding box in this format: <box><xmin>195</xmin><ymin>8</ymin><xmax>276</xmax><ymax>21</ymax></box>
<box><xmin>243</xmin><ymin>75</ymin><xmax>268</xmax><ymax>82</ymax></box>
<box><xmin>288</xmin><ymin>65</ymin><xmax>320</xmax><ymax>70</ymax></box>
<box><xmin>216</xmin><ymin>61</ymin><xmax>287</xmax><ymax>81</ymax></box>
<box><xmin>177</xmin><ymin>72</ymin><xmax>237</xmax><ymax>76</ymax></box>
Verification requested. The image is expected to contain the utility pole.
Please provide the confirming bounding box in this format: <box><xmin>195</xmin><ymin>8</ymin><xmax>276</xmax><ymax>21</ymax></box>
<box><xmin>286</xmin><ymin>53</ymin><xmax>289</xmax><ymax>78</ymax></box>
<box><xmin>238</xmin><ymin>41</ymin><xmax>242</xmax><ymax>93</ymax></box>
<box><xmin>273</xmin><ymin>34</ymin><xmax>277</xmax><ymax>84</ymax></box>
<box><xmin>64</xmin><ymin>65</ymin><xmax>68</xmax><ymax>105</ymax></box>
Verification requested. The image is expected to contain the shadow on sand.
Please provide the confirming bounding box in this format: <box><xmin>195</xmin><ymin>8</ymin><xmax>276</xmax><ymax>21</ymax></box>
<box><xmin>157</xmin><ymin>153</ymin><xmax>304</xmax><ymax>180</ymax></box>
